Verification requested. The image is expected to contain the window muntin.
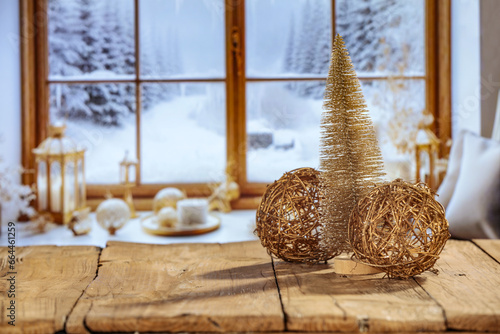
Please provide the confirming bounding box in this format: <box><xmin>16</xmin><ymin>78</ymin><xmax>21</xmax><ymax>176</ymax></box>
<box><xmin>244</xmin><ymin>0</ymin><xmax>426</xmax><ymax>183</ymax></box>
<box><xmin>48</xmin><ymin>0</ymin><xmax>227</xmax><ymax>186</ymax></box>
<box><xmin>44</xmin><ymin>0</ymin><xmax>432</xmax><ymax>197</ymax></box>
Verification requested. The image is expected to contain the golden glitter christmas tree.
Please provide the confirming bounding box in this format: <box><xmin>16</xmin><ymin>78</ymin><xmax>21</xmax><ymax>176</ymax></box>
<box><xmin>319</xmin><ymin>34</ymin><xmax>386</xmax><ymax>258</ymax></box>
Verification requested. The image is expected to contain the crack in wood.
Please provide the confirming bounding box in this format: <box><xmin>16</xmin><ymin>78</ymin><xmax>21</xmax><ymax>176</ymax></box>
<box><xmin>413</xmin><ymin>272</ymin><xmax>449</xmax><ymax>330</ymax></box>
<box><xmin>208</xmin><ymin>316</ymin><xmax>222</xmax><ymax>329</ymax></box>
<box><xmin>82</xmin><ymin>301</ymin><xmax>95</xmax><ymax>334</ymax></box>
<box><xmin>331</xmin><ymin>295</ymin><xmax>348</xmax><ymax>320</ymax></box>
<box><xmin>271</xmin><ymin>256</ymin><xmax>288</xmax><ymax>331</ymax></box>
<box><xmin>472</xmin><ymin>240</ymin><xmax>500</xmax><ymax>265</ymax></box>
<box><xmin>64</xmin><ymin>247</ymin><xmax>103</xmax><ymax>333</ymax></box>
<box><xmin>5</xmin><ymin>240</ymin><xmax>500</xmax><ymax>332</ymax></box>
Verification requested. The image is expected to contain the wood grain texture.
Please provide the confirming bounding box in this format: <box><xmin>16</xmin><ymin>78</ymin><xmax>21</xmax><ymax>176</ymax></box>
<box><xmin>0</xmin><ymin>246</ymin><xmax>99</xmax><ymax>334</ymax></box>
<box><xmin>274</xmin><ymin>259</ymin><xmax>445</xmax><ymax>332</ymax></box>
<box><xmin>415</xmin><ymin>240</ymin><xmax>500</xmax><ymax>331</ymax></box>
<box><xmin>2</xmin><ymin>240</ymin><xmax>498</xmax><ymax>333</ymax></box>
<box><xmin>437</xmin><ymin>0</ymin><xmax>452</xmax><ymax>156</ymax></box>
<box><xmin>473</xmin><ymin>239</ymin><xmax>500</xmax><ymax>263</ymax></box>
<box><xmin>20</xmin><ymin>0</ymin><xmax>38</xmax><ymax>186</ymax></box>
<box><xmin>67</xmin><ymin>241</ymin><xmax>283</xmax><ymax>333</ymax></box>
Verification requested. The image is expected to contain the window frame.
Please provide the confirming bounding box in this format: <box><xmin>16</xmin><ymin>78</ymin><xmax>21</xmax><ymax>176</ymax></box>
<box><xmin>20</xmin><ymin>0</ymin><xmax>451</xmax><ymax>210</ymax></box>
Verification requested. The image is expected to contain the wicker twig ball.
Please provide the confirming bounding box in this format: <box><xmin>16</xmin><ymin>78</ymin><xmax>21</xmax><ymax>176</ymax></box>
<box><xmin>255</xmin><ymin>167</ymin><xmax>330</xmax><ymax>263</ymax></box>
<box><xmin>349</xmin><ymin>179</ymin><xmax>450</xmax><ymax>279</ymax></box>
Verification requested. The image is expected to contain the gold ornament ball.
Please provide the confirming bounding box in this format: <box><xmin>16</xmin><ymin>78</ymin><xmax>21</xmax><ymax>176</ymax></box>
<box><xmin>96</xmin><ymin>198</ymin><xmax>131</xmax><ymax>235</ymax></box>
<box><xmin>156</xmin><ymin>207</ymin><xmax>178</xmax><ymax>228</ymax></box>
<box><xmin>153</xmin><ymin>187</ymin><xmax>186</xmax><ymax>213</ymax></box>
<box><xmin>348</xmin><ymin>179</ymin><xmax>450</xmax><ymax>279</ymax></box>
<box><xmin>255</xmin><ymin>167</ymin><xmax>329</xmax><ymax>263</ymax></box>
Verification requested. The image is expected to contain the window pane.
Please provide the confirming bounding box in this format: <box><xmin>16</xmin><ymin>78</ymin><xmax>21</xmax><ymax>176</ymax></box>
<box><xmin>140</xmin><ymin>0</ymin><xmax>225</xmax><ymax>79</ymax></box>
<box><xmin>141</xmin><ymin>83</ymin><xmax>226</xmax><ymax>183</ymax></box>
<box><xmin>361</xmin><ymin>79</ymin><xmax>426</xmax><ymax>179</ymax></box>
<box><xmin>246</xmin><ymin>81</ymin><xmax>324</xmax><ymax>182</ymax></box>
<box><xmin>246</xmin><ymin>0</ymin><xmax>332</xmax><ymax>78</ymax></box>
<box><xmin>246</xmin><ymin>79</ymin><xmax>425</xmax><ymax>182</ymax></box>
<box><xmin>48</xmin><ymin>0</ymin><xmax>135</xmax><ymax>80</ymax></box>
<box><xmin>49</xmin><ymin>83</ymin><xmax>137</xmax><ymax>184</ymax></box>
<box><xmin>336</xmin><ymin>0</ymin><xmax>425</xmax><ymax>75</ymax></box>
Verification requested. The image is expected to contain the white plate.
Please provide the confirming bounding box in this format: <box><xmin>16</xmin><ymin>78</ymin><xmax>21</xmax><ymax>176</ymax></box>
<box><xmin>141</xmin><ymin>214</ymin><xmax>221</xmax><ymax>236</ymax></box>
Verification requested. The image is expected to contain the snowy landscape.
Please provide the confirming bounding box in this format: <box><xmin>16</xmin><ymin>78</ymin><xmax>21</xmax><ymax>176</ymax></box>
<box><xmin>48</xmin><ymin>0</ymin><xmax>425</xmax><ymax>184</ymax></box>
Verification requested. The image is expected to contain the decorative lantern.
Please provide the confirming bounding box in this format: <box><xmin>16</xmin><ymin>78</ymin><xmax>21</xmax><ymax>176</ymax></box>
<box><xmin>32</xmin><ymin>124</ymin><xmax>86</xmax><ymax>224</ymax></box>
<box><xmin>415</xmin><ymin>122</ymin><xmax>440</xmax><ymax>190</ymax></box>
<box><xmin>119</xmin><ymin>151</ymin><xmax>138</xmax><ymax>218</ymax></box>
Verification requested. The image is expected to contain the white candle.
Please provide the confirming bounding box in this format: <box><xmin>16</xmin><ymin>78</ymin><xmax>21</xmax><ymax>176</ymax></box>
<box><xmin>38</xmin><ymin>180</ymin><xmax>47</xmax><ymax>211</ymax></box>
<box><xmin>177</xmin><ymin>198</ymin><xmax>209</xmax><ymax>226</ymax></box>
<box><xmin>65</xmin><ymin>188</ymin><xmax>74</xmax><ymax>212</ymax></box>
<box><xmin>50</xmin><ymin>177</ymin><xmax>62</xmax><ymax>212</ymax></box>
<box><xmin>50</xmin><ymin>176</ymin><xmax>72</xmax><ymax>212</ymax></box>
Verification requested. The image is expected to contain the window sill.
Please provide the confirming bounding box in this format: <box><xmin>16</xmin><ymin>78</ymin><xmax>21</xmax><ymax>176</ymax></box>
<box><xmin>87</xmin><ymin>196</ymin><xmax>262</xmax><ymax>211</ymax></box>
<box><xmin>2</xmin><ymin>210</ymin><xmax>258</xmax><ymax>248</ymax></box>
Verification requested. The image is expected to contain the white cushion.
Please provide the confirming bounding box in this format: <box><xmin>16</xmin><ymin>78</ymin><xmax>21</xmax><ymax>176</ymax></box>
<box><xmin>436</xmin><ymin>130</ymin><xmax>467</xmax><ymax>208</ymax></box>
<box><xmin>446</xmin><ymin>132</ymin><xmax>500</xmax><ymax>239</ymax></box>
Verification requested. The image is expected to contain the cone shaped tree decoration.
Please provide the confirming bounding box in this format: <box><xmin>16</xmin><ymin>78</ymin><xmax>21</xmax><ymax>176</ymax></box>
<box><xmin>319</xmin><ymin>34</ymin><xmax>386</xmax><ymax>258</ymax></box>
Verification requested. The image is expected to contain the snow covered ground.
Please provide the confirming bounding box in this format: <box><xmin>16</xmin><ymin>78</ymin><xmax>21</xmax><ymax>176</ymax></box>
<box><xmin>140</xmin><ymin>94</ymin><xmax>226</xmax><ymax>183</ymax></box>
<box><xmin>60</xmin><ymin>90</ymin><xmax>227</xmax><ymax>184</ymax></box>
<box><xmin>246</xmin><ymin>82</ymin><xmax>323</xmax><ymax>182</ymax></box>
<box><xmin>48</xmin><ymin>0</ymin><xmax>426</xmax><ymax>185</ymax></box>
<box><xmin>56</xmin><ymin>78</ymin><xmax>421</xmax><ymax>185</ymax></box>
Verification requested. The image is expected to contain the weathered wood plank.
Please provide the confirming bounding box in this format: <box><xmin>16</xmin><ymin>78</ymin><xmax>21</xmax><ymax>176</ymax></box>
<box><xmin>67</xmin><ymin>241</ymin><xmax>283</xmax><ymax>333</ymax></box>
<box><xmin>274</xmin><ymin>258</ymin><xmax>445</xmax><ymax>332</ymax></box>
<box><xmin>473</xmin><ymin>239</ymin><xmax>500</xmax><ymax>263</ymax></box>
<box><xmin>415</xmin><ymin>240</ymin><xmax>500</xmax><ymax>331</ymax></box>
<box><xmin>0</xmin><ymin>246</ymin><xmax>100</xmax><ymax>334</ymax></box>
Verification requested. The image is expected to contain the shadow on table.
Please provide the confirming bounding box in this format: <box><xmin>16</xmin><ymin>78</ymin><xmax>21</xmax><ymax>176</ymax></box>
<box><xmin>81</xmin><ymin>259</ymin><xmax>425</xmax><ymax>316</ymax></box>
<box><xmin>198</xmin><ymin>260</ymin><xmax>422</xmax><ymax>296</ymax></box>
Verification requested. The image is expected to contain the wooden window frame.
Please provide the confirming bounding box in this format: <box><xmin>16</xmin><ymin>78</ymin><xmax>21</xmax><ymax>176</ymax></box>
<box><xmin>20</xmin><ymin>0</ymin><xmax>450</xmax><ymax>210</ymax></box>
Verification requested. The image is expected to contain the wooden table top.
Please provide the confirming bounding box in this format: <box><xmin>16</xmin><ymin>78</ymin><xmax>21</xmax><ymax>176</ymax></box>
<box><xmin>1</xmin><ymin>239</ymin><xmax>499</xmax><ymax>333</ymax></box>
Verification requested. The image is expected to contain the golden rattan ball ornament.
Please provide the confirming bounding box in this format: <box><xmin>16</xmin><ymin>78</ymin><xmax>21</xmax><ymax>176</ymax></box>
<box><xmin>255</xmin><ymin>167</ymin><xmax>330</xmax><ymax>263</ymax></box>
<box><xmin>348</xmin><ymin>179</ymin><xmax>450</xmax><ymax>279</ymax></box>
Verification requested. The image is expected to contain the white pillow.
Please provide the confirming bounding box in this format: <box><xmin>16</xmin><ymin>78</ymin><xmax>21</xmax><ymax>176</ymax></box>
<box><xmin>446</xmin><ymin>132</ymin><xmax>500</xmax><ymax>239</ymax></box>
<box><xmin>436</xmin><ymin>130</ymin><xmax>467</xmax><ymax>208</ymax></box>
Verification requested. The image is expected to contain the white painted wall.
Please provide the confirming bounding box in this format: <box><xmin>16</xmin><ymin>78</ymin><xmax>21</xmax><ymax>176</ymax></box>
<box><xmin>0</xmin><ymin>0</ymin><xmax>21</xmax><ymax>172</ymax></box>
<box><xmin>451</xmin><ymin>0</ymin><xmax>481</xmax><ymax>137</ymax></box>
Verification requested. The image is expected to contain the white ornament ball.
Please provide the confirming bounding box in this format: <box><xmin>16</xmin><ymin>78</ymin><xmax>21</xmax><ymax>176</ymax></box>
<box><xmin>156</xmin><ymin>207</ymin><xmax>178</xmax><ymax>228</ymax></box>
<box><xmin>96</xmin><ymin>198</ymin><xmax>131</xmax><ymax>235</ymax></box>
<box><xmin>153</xmin><ymin>187</ymin><xmax>186</xmax><ymax>213</ymax></box>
